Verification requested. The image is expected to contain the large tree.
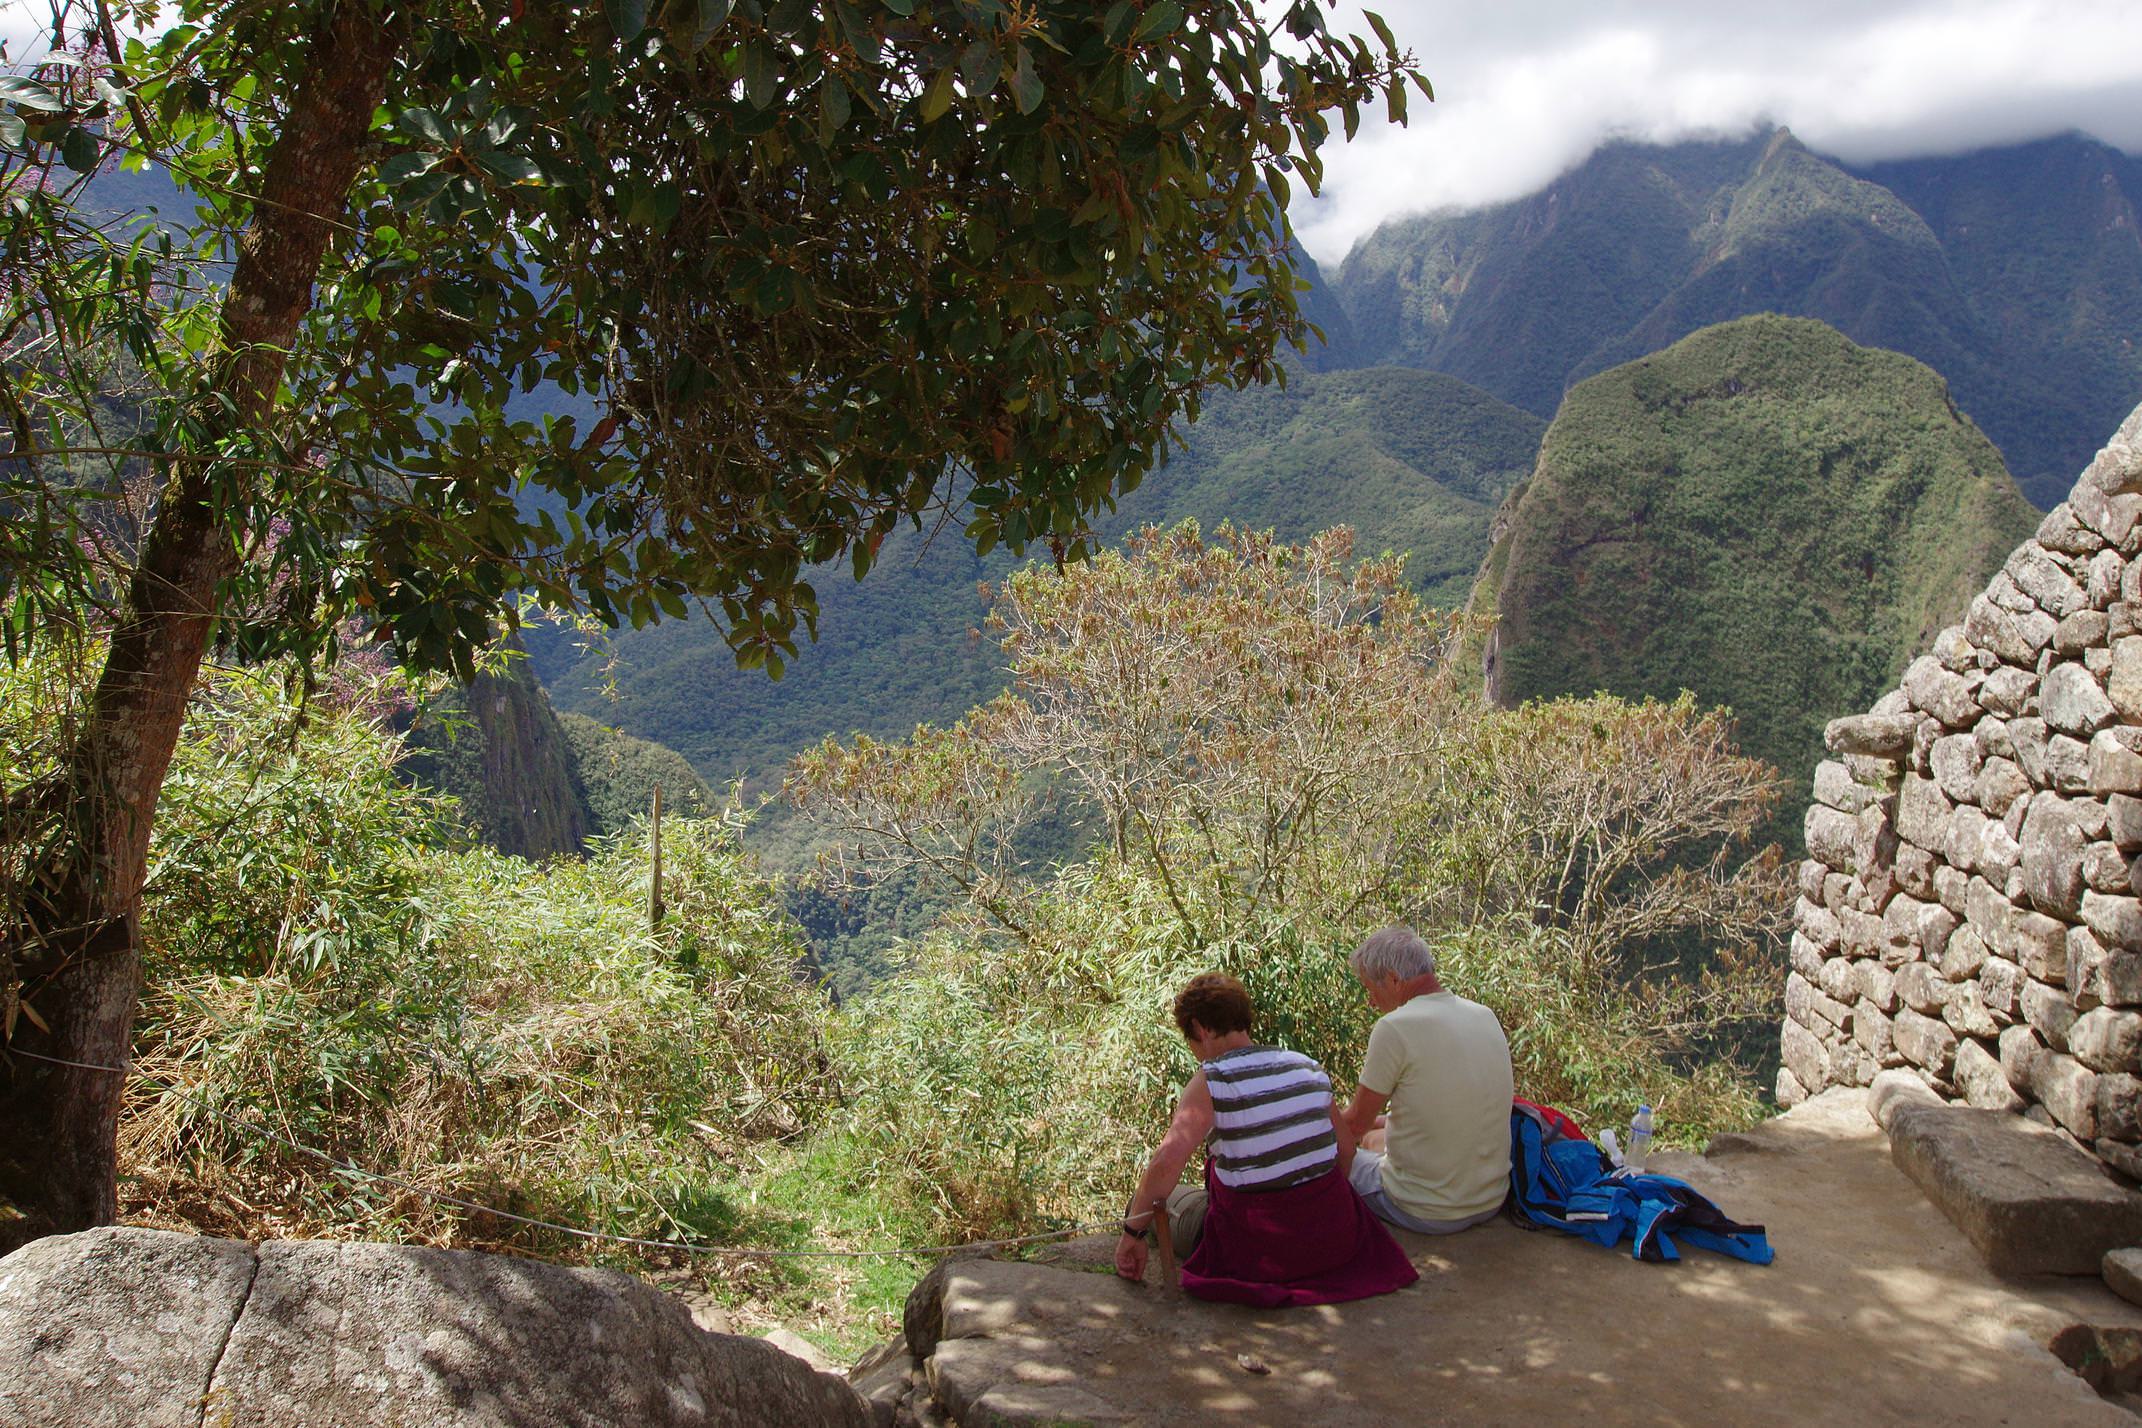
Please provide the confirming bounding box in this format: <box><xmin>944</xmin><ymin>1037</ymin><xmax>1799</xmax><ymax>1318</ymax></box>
<box><xmin>0</xmin><ymin>0</ymin><xmax>1422</xmax><ymax>1241</ymax></box>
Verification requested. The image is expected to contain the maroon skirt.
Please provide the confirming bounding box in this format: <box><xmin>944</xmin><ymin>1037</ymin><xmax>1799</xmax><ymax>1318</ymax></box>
<box><xmin>1179</xmin><ymin>1160</ymin><xmax>1420</xmax><ymax>1307</ymax></box>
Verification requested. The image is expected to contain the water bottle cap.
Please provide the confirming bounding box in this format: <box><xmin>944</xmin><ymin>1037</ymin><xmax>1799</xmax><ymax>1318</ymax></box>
<box><xmin>1638</xmin><ymin>1103</ymin><xmax>1652</xmax><ymax>1112</ymax></box>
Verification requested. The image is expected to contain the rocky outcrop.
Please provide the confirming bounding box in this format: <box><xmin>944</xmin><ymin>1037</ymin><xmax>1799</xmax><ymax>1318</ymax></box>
<box><xmin>1781</xmin><ymin>401</ymin><xmax>2142</xmax><ymax>1179</ymax></box>
<box><xmin>0</xmin><ymin>1228</ymin><xmax>871</xmax><ymax>1428</ymax></box>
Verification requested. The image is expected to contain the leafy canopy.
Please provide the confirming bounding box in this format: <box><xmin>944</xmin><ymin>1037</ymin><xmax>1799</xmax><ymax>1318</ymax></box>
<box><xmin>1</xmin><ymin>0</ymin><xmax>1427</xmax><ymax>676</ymax></box>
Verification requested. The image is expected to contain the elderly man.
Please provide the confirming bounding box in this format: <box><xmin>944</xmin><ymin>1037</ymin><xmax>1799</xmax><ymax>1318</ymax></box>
<box><xmin>1338</xmin><ymin>926</ymin><xmax>1514</xmax><ymax>1234</ymax></box>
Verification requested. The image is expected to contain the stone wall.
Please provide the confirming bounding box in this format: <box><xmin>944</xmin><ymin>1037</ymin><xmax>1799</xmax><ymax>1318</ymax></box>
<box><xmin>1781</xmin><ymin>401</ymin><xmax>2142</xmax><ymax>1180</ymax></box>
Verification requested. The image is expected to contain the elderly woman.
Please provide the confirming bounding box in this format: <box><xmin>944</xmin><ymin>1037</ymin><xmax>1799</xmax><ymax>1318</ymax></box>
<box><xmin>1114</xmin><ymin>972</ymin><xmax>1418</xmax><ymax>1307</ymax></box>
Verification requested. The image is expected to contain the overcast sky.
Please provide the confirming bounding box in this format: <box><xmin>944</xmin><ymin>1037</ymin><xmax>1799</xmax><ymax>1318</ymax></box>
<box><xmin>8</xmin><ymin>2</ymin><xmax>2139</xmax><ymax>266</ymax></box>
<box><xmin>1294</xmin><ymin>0</ymin><xmax>2142</xmax><ymax>262</ymax></box>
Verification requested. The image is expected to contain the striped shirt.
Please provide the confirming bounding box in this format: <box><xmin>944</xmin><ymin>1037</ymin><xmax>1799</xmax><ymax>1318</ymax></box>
<box><xmin>1203</xmin><ymin>1045</ymin><xmax>1339</xmax><ymax>1192</ymax></box>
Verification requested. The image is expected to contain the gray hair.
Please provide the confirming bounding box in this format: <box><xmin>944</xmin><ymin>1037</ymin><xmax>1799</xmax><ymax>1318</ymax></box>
<box><xmin>1350</xmin><ymin>926</ymin><xmax>1437</xmax><ymax>983</ymax></box>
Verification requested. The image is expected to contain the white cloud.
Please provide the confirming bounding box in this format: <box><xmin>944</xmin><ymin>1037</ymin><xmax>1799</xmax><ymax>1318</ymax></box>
<box><xmin>1294</xmin><ymin>0</ymin><xmax>2142</xmax><ymax>262</ymax></box>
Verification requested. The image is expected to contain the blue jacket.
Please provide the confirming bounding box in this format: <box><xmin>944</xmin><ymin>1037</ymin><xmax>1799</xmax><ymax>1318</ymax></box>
<box><xmin>1509</xmin><ymin>1107</ymin><xmax>1774</xmax><ymax>1265</ymax></box>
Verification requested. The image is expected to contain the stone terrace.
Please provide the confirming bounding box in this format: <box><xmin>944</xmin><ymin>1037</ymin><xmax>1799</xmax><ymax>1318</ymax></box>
<box><xmin>1782</xmin><ymin>401</ymin><xmax>2142</xmax><ymax>1179</ymax></box>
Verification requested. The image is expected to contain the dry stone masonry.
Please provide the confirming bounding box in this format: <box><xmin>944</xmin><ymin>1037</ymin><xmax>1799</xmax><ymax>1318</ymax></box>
<box><xmin>1782</xmin><ymin>400</ymin><xmax>2142</xmax><ymax>1180</ymax></box>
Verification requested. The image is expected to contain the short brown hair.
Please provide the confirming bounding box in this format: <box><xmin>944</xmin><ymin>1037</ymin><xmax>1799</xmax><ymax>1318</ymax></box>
<box><xmin>1173</xmin><ymin>972</ymin><xmax>1254</xmax><ymax>1039</ymax></box>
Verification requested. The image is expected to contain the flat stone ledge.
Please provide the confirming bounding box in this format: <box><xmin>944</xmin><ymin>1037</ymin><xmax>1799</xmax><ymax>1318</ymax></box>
<box><xmin>1888</xmin><ymin>1102</ymin><xmax>2142</xmax><ymax>1275</ymax></box>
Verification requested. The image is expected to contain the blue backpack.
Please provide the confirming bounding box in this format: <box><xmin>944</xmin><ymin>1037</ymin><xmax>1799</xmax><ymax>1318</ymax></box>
<box><xmin>1508</xmin><ymin>1104</ymin><xmax>1774</xmax><ymax>1265</ymax></box>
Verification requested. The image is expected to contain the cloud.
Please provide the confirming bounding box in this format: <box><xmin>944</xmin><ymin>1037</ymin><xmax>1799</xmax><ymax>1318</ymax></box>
<box><xmin>1293</xmin><ymin>0</ymin><xmax>2142</xmax><ymax>262</ymax></box>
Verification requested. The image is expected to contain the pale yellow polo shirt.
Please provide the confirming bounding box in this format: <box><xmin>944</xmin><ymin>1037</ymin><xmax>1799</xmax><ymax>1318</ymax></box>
<box><xmin>1359</xmin><ymin>990</ymin><xmax>1514</xmax><ymax>1222</ymax></box>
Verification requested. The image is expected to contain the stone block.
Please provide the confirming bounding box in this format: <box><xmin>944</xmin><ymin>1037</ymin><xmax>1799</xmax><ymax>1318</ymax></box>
<box><xmin>1942</xmin><ymin>924</ymin><xmax>1990</xmax><ymax>981</ymax></box>
<box><xmin>2032</xmin><ymin>1050</ymin><xmax>2101</xmax><ymax>1137</ymax></box>
<box><xmin>1980</xmin><ymin>956</ymin><xmax>2026</xmax><ymax>1016</ymax></box>
<box><xmin>1978</xmin><ymin>816</ymin><xmax>2023</xmax><ymax>883</ymax></box>
<box><xmin>2098</xmin><ymin>1074</ymin><xmax>2142</xmax><ymax>1142</ymax></box>
<box><xmin>2039</xmin><ymin>503</ymin><xmax>2107</xmax><ymax>556</ymax></box>
<box><xmin>2013</xmin><ymin>910</ymin><xmax>2070</xmax><ymax>985</ymax></box>
<box><xmin>1839</xmin><ymin>906</ymin><xmax>1886</xmax><ymax>960</ymax></box>
<box><xmin>1855</xmin><ymin>1003</ymin><xmax>1899</xmax><ymax>1064</ymax></box>
<box><xmin>1895</xmin><ymin>776</ymin><xmax>1953</xmax><ymax>849</ymax></box>
<box><xmin>2049</xmin><ymin>734</ymin><xmax>2092</xmax><ymax>793</ymax></box>
<box><xmin>2056</xmin><ymin>608</ymin><xmax>2109</xmax><ymax>654</ymax></box>
<box><xmin>1790</xmin><ymin>930</ymin><xmax>1826</xmax><ymax>979</ymax></box>
<box><xmin>2108</xmin><ymin>1248</ymin><xmax>2142</xmax><ymax>1307</ymax></box>
<box><xmin>2090</xmin><ymin>644</ymin><xmax>2115</xmax><ymax>677</ymax></box>
<box><xmin>2019</xmin><ymin>794</ymin><xmax>2088</xmax><ymax>917</ymax></box>
<box><xmin>1812</xmin><ymin>759</ymin><xmax>1884</xmax><ymax>815</ymax></box>
<box><xmin>1804</xmin><ymin>804</ymin><xmax>1860</xmax><ymax>872</ymax></box>
<box><xmin>1898</xmin><ymin>961</ymin><xmax>1952</xmax><ymax>1014</ymax></box>
<box><xmin>1886</xmin><ymin>1102</ymin><xmax>2142</xmax><ymax>1275</ymax></box>
<box><xmin>1775</xmin><ymin>1064</ymin><xmax>1808</xmax><ymax>1109</ymax></box>
<box><xmin>2106</xmin><ymin>1139</ymin><xmax>2142</xmax><ymax>1182</ymax></box>
<box><xmin>1868</xmin><ymin>1067</ymin><xmax>1943</xmax><ymax>1130</ymax></box>
<box><xmin>1893</xmin><ymin>1007</ymin><xmax>1958</xmax><ymax>1076</ymax></box>
<box><xmin>1975</xmin><ymin>715</ymin><xmax>2015</xmax><ymax>760</ymax></box>
<box><xmin>2009</xmin><ymin>716</ymin><xmax>2050</xmax><ymax>784</ymax></box>
<box><xmin>2022</xmin><ymin>980</ymin><xmax>2079</xmax><ymax>1051</ymax></box>
<box><xmin>2085</xmin><ymin>841</ymin><xmax>2133</xmax><ymax>893</ymax></box>
<box><xmin>2112</xmin><ymin>637</ymin><xmax>2142</xmax><ymax>723</ymax></box>
<box><xmin>2085</xmin><ymin>890</ymin><xmax>2142</xmax><ymax>951</ymax></box>
<box><xmin>2071</xmin><ymin>926</ymin><xmax>2142</xmax><ymax>1008</ymax></box>
<box><xmin>1934</xmin><ymin>623</ymin><xmax>1978</xmax><ymax>669</ymax></box>
<box><xmin>2094</xmin><ymin>728</ymin><xmax>2142</xmax><ymax>796</ymax></box>
<box><xmin>2000</xmin><ymin>1024</ymin><xmax>2048</xmax><ymax>1092</ymax></box>
<box><xmin>1895</xmin><ymin>843</ymin><xmax>1937</xmax><ymax>900</ymax></box>
<box><xmin>2071</xmin><ymin>477</ymin><xmax>2142</xmax><ymax>548</ymax></box>
<box><xmin>1786</xmin><ymin>971</ymin><xmax>1852</xmax><ymax>1031</ymax></box>
<box><xmin>1826</xmin><ymin>713</ymin><xmax>1920</xmax><ymax>759</ymax></box>
<box><xmin>2114</xmin><ymin>796</ymin><xmax>2142</xmax><ymax>852</ymax></box>
<box><xmin>1818</xmin><ymin>956</ymin><xmax>1863</xmax><ymax>1007</ymax></box>
<box><xmin>1954</xmin><ymin>1037</ymin><xmax>2024</xmax><ymax>1112</ymax></box>
<box><xmin>2072</xmin><ymin>1007</ymin><xmax>2142</xmax><ymax>1073</ymax></box>
<box><xmin>1904</xmin><ymin>656</ymin><xmax>1982</xmax><ymax>728</ymax></box>
<box><xmin>1944</xmin><ymin>803</ymin><xmax>1986</xmax><ymax>873</ymax></box>
<box><xmin>1781</xmin><ymin>1016</ymin><xmax>1832</xmax><ymax>1093</ymax></box>
<box><xmin>1973</xmin><ymin>757</ymin><xmax>2030</xmax><ymax>819</ymax></box>
<box><xmin>1857</xmin><ymin>960</ymin><xmax>1899</xmax><ymax>1014</ymax></box>
<box><xmin>1935</xmin><ymin>865</ymin><xmax>1971</xmax><ymax>915</ymax></box>
<box><xmin>2011</xmin><ymin>548</ymin><xmax>2092</xmax><ymax>620</ymax></box>
<box><xmin>2043</xmin><ymin>661</ymin><xmax>2115</xmax><ymax>735</ymax></box>
<box><xmin>1943</xmin><ymin>982</ymin><xmax>2002</xmax><ymax>1039</ymax></box>
<box><xmin>1794</xmin><ymin>897</ymin><xmax>1842</xmax><ymax>950</ymax></box>
<box><xmin>1979</xmin><ymin>666</ymin><xmax>2036</xmax><ymax>718</ymax></box>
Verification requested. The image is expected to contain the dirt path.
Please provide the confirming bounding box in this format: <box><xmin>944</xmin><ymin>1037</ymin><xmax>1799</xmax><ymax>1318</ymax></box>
<box><xmin>903</xmin><ymin>1089</ymin><xmax>2141</xmax><ymax>1426</ymax></box>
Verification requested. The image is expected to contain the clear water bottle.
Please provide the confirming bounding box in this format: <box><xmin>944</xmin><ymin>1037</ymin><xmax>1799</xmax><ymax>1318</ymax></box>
<box><xmin>1626</xmin><ymin>1104</ymin><xmax>1655</xmax><ymax>1175</ymax></box>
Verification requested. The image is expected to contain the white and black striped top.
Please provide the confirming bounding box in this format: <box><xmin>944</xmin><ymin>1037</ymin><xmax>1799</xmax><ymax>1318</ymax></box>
<box><xmin>1203</xmin><ymin>1045</ymin><xmax>1338</xmax><ymax>1192</ymax></box>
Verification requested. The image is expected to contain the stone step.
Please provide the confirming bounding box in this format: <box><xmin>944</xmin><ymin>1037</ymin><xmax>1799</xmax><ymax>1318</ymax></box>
<box><xmin>1888</xmin><ymin>1101</ymin><xmax>2142</xmax><ymax>1275</ymax></box>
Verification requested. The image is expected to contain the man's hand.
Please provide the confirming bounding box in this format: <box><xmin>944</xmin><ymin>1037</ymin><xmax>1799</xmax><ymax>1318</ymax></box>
<box><xmin>1115</xmin><ymin>1232</ymin><xmax>1149</xmax><ymax>1282</ymax></box>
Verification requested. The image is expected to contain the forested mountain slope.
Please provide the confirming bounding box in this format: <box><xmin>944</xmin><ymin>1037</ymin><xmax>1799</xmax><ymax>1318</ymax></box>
<box><xmin>1333</xmin><ymin>129</ymin><xmax>2142</xmax><ymax>507</ymax></box>
<box><xmin>1474</xmin><ymin>315</ymin><xmax>2038</xmax><ymax>808</ymax></box>
<box><xmin>525</xmin><ymin>366</ymin><xmax>1543</xmax><ymax>786</ymax></box>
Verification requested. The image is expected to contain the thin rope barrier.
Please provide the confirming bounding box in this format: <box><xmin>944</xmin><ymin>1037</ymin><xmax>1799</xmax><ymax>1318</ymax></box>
<box><xmin>2</xmin><ymin>1046</ymin><xmax>1119</xmax><ymax>1260</ymax></box>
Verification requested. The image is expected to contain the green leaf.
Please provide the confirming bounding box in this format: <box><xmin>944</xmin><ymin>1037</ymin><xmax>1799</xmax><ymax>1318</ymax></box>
<box><xmin>0</xmin><ymin>112</ymin><xmax>22</xmax><ymax>149</ymax></box>
<box><xmin>692</xmin><ymin>0</ymin><xmax>735</xmax><ymax>50</ymax></box>
<box><xmin>1102</xmin><ymin>1</ymin><xmax>1137</xmax><ymax>44</ymax></box>
<box><xmin>1385</xmin><ymin>81</ymin><xmax>1406</xmax><ymax>127</ymax></box>
<box><xmin>606</xmin><ymin>0</ymin><xmax>649</xmax><ymax>38</ymax></box>
<box><xmin>1010</xmin><ymin>49</ymin><xmax>1042</xmax><ymax>114</ymax></box>
<box><xmin>959</xmin><ymin>40</ymin><xmax>1000</xmax><ymax>95</ymax></box>
<box><xmin>475</xmin><ymin>151</ymin><xmax>545</xmax><ymax>185</ymax></box>
<box><xmin>400</xmin><ymin>109</ymin><xmax>453</xmax><ymax>147</ymax></box>
<box><xmin>1135</xmin><ymin>1</ymin><xmax>1184</xmax><ymax>42</ymax></box>
<box><xmin>818</xmin><ymin>77</ymin><xmax>852</xmax><ymax>141</ymax></box>
<box><xmin>0</xmin><ymin>78</ymin><xmax>63</xmax><ymax>112</ymax></box>
<box><xmin>920</xmin><ymin>67</ymin><xmax>955</xmax><ymax>123</ymax></box>
<box><xmin>881</xmin><ymin>0</ymin><xmax>916</xmax><ymax>14</ymax></box>
<box><xmin>1363</xmin><ymin>9</ymin><xmax>1397</xmax><ymax>53</ymax></box>
<box><xmin>60</xmin><ymin>126</ymin><xmax>100</xmax><ymax>174</ymax></box>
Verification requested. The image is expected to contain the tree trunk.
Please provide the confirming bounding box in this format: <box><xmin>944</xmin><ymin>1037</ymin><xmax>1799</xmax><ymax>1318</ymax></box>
<box><xmin>0</xmin><ymin>4</ymin><xmax>402</xmax><ymax>1248</ymax></box>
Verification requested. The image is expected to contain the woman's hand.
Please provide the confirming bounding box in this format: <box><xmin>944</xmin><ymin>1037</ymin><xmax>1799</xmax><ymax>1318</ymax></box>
<box><xmin>1115</xmin><ymin>1232</ymin><xmax>1149</xmax><ymax>1282</ymax></box>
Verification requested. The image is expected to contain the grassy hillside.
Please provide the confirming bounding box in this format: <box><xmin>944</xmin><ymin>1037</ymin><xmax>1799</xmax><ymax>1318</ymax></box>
<box><xmin>1477</xmin><ymin>315</ymin><xmax>2038</xmax><ymax>815</ymax></box>
<box><xmin>1333</xmin><ymin>129</ymin><xmax>2142</xmax><ymax>506</ymax></box>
